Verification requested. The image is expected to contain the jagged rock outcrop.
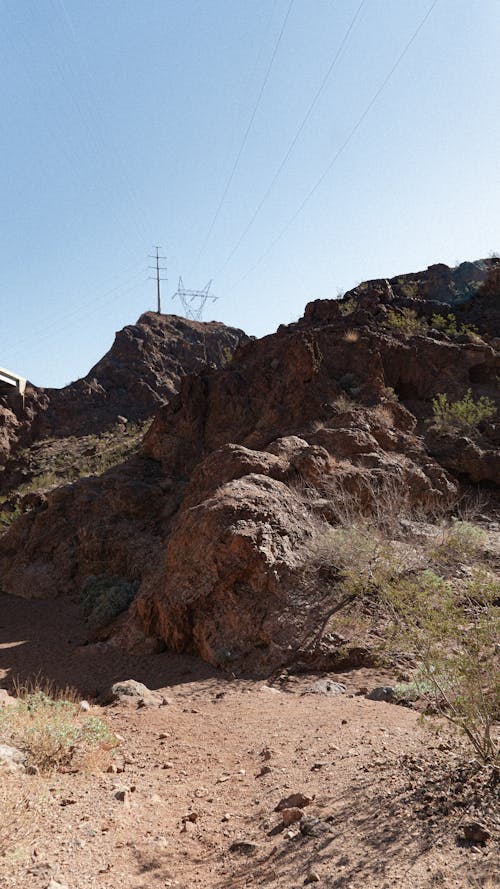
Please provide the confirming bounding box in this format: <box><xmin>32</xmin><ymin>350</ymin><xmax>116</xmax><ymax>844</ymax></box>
<box><xmin>0</xmin><ymin>312</ymin><xmax>247</xmax><ymax>467</ymax></box>
<box><xmin>0</xmin><ymin>260</ymin><xmax>498</xmax><ymax>670</ymax></box>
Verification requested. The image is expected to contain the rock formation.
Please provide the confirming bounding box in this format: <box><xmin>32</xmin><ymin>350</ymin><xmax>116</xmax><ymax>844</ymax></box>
<box><xmin>0</xmin><ymin>259</ymin><xmax>498</xmax><ymax>671</ymax></box>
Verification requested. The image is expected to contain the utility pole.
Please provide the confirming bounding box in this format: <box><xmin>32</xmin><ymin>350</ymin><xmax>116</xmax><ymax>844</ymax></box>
<box><xmin>148</xmin><ymin>246</ymin><xmax>167</xmax><ymax>314</ymax></box>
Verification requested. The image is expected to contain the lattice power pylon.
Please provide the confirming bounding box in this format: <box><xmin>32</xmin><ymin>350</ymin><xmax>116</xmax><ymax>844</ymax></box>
<box><xmin>172</xmin><ymin>277</ymin><xmax>217</xmax><ymax>321</ymax></box>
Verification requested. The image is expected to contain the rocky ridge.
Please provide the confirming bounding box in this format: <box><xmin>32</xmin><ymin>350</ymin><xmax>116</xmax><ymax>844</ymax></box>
<box><xmin>0</xmin><ymin>311</ymin><xmax>247</xmax><ymax>469</ymax></box>
<box><xmin>0</xmin><ymin>259</ymin><xmax>498</xmax><ymax>671</ymax></box>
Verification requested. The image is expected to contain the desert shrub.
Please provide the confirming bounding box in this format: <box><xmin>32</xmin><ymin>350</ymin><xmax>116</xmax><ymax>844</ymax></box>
<box><xmin>343</xmin><ymin>328</ymin><xmax>359</xmax><ymax>343</ymax></box>
<box><xmin>79</xmin><ymin>575</ymin><xmax>138</xmax><ymax>631</ymax></box>
<box><xmin>0</xmin><ymin>685</ymin><xmax>117</xmax><ymax>773</ymax></box>
<box><xmin>430</xmin><ymin>313</ymin><xmax>478</xmax><ymax>338</ymax></box>
<box><xmin>399</xmin><ymin>282</ymin><xmax>419</xmax><ymax>299</ymax></box>
<box><xmin>431</xmin><ymin>519</ymin><xmax>488</xmax><ymax>565</ymax></box>
<box><xmin>386</xmin><ymin>308</ymin><xmax>427</xmax><ymax>335</ymax></box>
<box><xmin>383</xmin><ymin>570</ymin><xmax>499</xmax><ymax>764</ymax></box>
<box><xmin>431</xmin><ymin>390</ymin><xmax>496</xmax><ymax>431</ymax></box>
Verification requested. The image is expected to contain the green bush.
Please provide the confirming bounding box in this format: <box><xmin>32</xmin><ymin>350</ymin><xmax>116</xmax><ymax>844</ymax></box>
<box><xmin>383</xmin><ymin>569</ymin><xmax>499</xmax><ymax>764</ymax></box>
<box><xmin>431</xmin><ymin>389</ymin><xmax>496</xmax><ymax>431</ymax></box>
<box><xmin>79</xmin><ymin>575</ymin><xmax>138</xmax><ymax>631</ymax></box>
<box><xmin>430</xmin><ymin>313</ymin><xmax>478</xmax><ymax>338</ymax></box>
<box><xmin>386</xmin><ymin>308</ymin><xmax>427</xmax><ymax>335</ymax></box>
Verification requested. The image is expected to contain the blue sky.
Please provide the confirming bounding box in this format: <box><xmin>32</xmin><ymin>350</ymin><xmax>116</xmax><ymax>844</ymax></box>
<box><xmin>1</xmin><ymin>0</ymin><xmax>499</xmax><ymax>387</ymax></box>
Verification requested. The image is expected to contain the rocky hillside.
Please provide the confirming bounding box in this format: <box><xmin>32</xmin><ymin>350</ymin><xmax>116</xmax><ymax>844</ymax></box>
<box><xmin>0</xmin><ymin>312</ymin><xmax>248</xmax><ymax>468</ymax></box>
<box><xmin>0</xmin><ymin>259</ymin><xmax>498</xmax><ymax>672</ymax></box>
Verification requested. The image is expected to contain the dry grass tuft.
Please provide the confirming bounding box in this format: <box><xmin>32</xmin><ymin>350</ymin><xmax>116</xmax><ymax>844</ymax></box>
<box><xmin>0</xmin><ymin>679</ymin><xmax>118</xmax><ymax>774</ymax></box>
<box><xmin>343</xmin><ymin>328</ymin><xmax>359</xmax><ymax>342</ymax></box>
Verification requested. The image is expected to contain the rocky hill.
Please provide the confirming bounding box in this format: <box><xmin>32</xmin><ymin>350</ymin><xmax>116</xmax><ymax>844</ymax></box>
<box><xmin>0</xmin><ymin>312</ymin><xmax>247</xmax><ymax>465</ymax></box>
<box><xmin>0</xmin><ymin>259</ymin><xmax>498</xmax><ymax>673</ymax></box>
<box><xmin>0</xmin><ymin>312</ymin><xmax>247</xmax><ymax>503</ymax></box>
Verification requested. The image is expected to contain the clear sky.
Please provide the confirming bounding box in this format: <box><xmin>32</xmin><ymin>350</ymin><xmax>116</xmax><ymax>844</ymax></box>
<box><xmin>1</xmin><ymin>0</ymin><xmax>499</xmax><ymax>387</ymax></box>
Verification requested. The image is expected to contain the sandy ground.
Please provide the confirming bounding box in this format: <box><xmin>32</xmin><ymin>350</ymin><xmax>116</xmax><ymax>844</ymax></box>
<box><xmin>0</xmin><ymin>593</ymin><xmax>497</xmax><ymax>889</ymax></box>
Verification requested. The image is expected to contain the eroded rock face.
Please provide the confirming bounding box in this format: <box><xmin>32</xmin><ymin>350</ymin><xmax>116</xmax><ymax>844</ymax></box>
<box><xmin>0</xmin><ymin>260</ymin><xmax>498</xmax><ymax>669</ymax></box>
<box><xmin>0</xmin><ymin>312</ymin><xmax>247</xmax><ymax>466</ymax></box>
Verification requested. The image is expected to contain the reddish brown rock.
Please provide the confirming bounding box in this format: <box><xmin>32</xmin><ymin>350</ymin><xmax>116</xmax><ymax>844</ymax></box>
<box><xmin>0</xmin><ymin>260</ymin><xmax>498</xmax><ymax>671</ymax></box>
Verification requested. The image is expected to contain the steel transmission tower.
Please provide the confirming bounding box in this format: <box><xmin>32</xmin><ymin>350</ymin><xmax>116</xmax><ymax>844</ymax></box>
<box><xmin>148</xmin><ymin>246</ymin><xmax>167</xmax><ymax>313</ymax></box>
<box><xmin>172</xmin><ymin>277</ymin><xmax>217</xmax><ymax>321</ymax></box>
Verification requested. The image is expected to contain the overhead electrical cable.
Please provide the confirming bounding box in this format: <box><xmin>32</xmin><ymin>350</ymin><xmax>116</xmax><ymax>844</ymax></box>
<box><xmin>228</xmin><ymin>0</ymin><xmax>439</xmax><ymax>291</ymax></box>
<box><xmin>2</xmin><ymin>272</ymin><xmax>147</xmax><ymax>366</ymax></box>
<box><xmin>214</xmin><ymin>0</ymin><xmax>366</xmax><ymax>279</ymax></box>
<box><xmin>190</xmin><ymin>0</ymin><xmax>295</xmax><ymax>274</ymax></box>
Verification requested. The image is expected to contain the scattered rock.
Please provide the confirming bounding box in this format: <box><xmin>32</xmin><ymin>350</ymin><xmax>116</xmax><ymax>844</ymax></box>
<box><xmin>0</xmin><ymin>743</ymin><xmax>26</xmax><ymax>772</ymax></box>
<box><xmin>305</xmin><ymin>872</ymin><xmax>320</xmax><ymax>884</ymax></box>
<box><xmin>229</xmin><ymin>841</ymin><xmax>258</xmax><ymax>855</ymax></box>
<box><xmin>275</xmin><ymin>793</ymin><xmax>312</xmax><ymax>812</ymax></box>
<box><xmin>46</xmin><ymin>881</ymin><xmax>70</xmax><ymax>889</ymax></box>
<box><xmin>366</xmin><ymin>686</ymin><xmax>395</xmax><ymax>702</ymax></box>
<box><xmin>256</xmin><ymin>765</ymin><xmax>272</xmax><ymax>778</ymax></box>
<box><xmin>104</xmin><ymin>679</ymin><xmax>168</xmax><ymax>708</ymax></box>
<box><xmin>281</xmin><ymin>807</ymin><xmax>304</xmax><ymax>826</ymax></box>
<box><xmin>0</xmin><ymin>689</ymin><xmax>16</xmax><ymax>708</ymax></box>
<box><xmin>305</xmin><ymin>679</ymin><xmax>346</xmax><ymax>696</ymax></box>
<box><xmin>462</xmin><ymin>822</ymin><xmax>491</xmax><ymax>845</ymax></box>
<box><xmin>300</xmin><ymin>817</ymin><xmax>330</xmax><ymax>838</ymax></box>
<box><xmin>79</xmin><ymin>700</ymin><xmax>91</xmax><ymax>712</ymax></box>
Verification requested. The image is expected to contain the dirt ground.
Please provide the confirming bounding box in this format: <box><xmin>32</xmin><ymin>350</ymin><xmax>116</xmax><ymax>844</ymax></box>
<box><xmin>0</xmin><ymin>593</ymin><xmax>497</xmax><ymax>889</ymax></box>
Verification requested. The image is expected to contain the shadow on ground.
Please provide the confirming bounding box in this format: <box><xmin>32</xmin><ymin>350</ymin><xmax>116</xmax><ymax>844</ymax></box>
<box><xmin>0</xmin><ymin>592</ymin><xmax>221</xmax><ymax>697</ymax></box>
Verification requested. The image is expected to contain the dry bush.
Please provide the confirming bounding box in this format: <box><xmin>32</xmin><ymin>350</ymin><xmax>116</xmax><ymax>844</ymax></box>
<box><xmin>371</xmin><ymin>404</ymin><xmax>395</xmax><ymax>429</ymax></box>
<box><xmin>298</xmin><ymin>473</ymin><xmax>499</xmax><ymax>763</ymax></box>
<box><xmin>0</xmin><ymin>680</ymin><xmax>118</xmax><ymax>774</ymax></box>
<box><xmin>343</xmin><ymin>328</ymin><xmax>359</xmax><ymax>342</ymax></box>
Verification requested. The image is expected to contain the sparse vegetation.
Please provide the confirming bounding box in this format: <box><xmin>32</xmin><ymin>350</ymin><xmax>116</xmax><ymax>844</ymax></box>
<box><xmin>430</xmin><ymin>312</ymin><xmax>478</xmax><ymax>338</ymax></box>
<box><xmin>383</xmin><ymin>569</ymin><xmax>499</xmax><ymax>764</ymax></box>
<box><xmin>302</xmin><ymin>476</ymin><xmax>499</xmax><ymax>764</ymax></box>
<box><xmin>79</xmin><ymin>574</ymin><xmax>139</xmax><ymax>632</ymax></box>
<box><xmin>385</xmin><ymin>307</ymin><xmax>427</xmax><ymax>334</ymax></box>
<box><xmin>0</xmin><ymin>683</ymin><xmax>118</xmax><ymax>773</ymax></box>
<box><xmin>431</xmin><ymin>389</ymin><xmax>496</xmax><ymax>431</ymax></box>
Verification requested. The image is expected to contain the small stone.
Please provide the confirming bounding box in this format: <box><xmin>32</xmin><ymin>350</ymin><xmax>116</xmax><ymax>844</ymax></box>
<box><xmin>463</xmin><ymin>822</ymin><xmax>491</xmax><ymax>845</ymax></box>
<box><xmin>221</xmin><ymin>813</ymin><xmax>231</xmax><ymax>822</ymax></box>
<box><xmin>256</xmin><ymin>765</ymin><xmax>272</xmax><ymax>778</ymax></box>
<box><xmin>229</xmin><ymin>841</ymin><xmax>257</xmax><ymax>855</ymax></box>
<box><xmin>114</xmin><ymin>790</ymin><xmax>131</xmax><ymax>805</ymax></box>
<box><xmin>300</xmin><ymin>817</ymin><xmax>330</xmax><ymax>838</ymax></box>
<box><xmin>0</xmin><ymin>743</ymin><xmax>26</xmax><ymax>772</ymax></box>
<box><xmin>79</xmin><ymin>700</ymin><xmax>90</xmax><ymax>712</ymax></box>
<box><xmin>366</xmin><ymin>686</ymin><xmax>395</xmax><ymax>702</ymax></box>
<box><xmin>281</xmin><ymin>807</ymin><xmax>303</xmax><ymax>826</ymax></box>
<box><xmin>306</xmin><ymin>679</ymin><xmax>346</xmax><ymax>697</ymax></box>
<box><xmin>305</xmin><ymin>872</ymin><xmax>320</xmax><ymax>884</ymax></box>
<box><xmin>46</xmin><ymin>882</ymin><xmax>70</xmax><ymax>889</ymax></box>
<box><xmin>275</xmin><ymin>793</ymin><xmax>312</xmax><ymax>812</ymax></box>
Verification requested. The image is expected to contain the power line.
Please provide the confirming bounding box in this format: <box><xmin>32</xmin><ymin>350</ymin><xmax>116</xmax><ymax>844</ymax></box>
<box><xmin>214</xmin><ymin>0</ymin><xmax>366</xmax><ymax>279</ymax></box>
<box><xmin>189</xmin><ymin>0</ymin><xmax>295</xmax><ymax>275</ymax></box>
<box><xmin>228</xmin><ymin>0</ymin><xmax>439</xmax><ymax>291</ymax></box>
